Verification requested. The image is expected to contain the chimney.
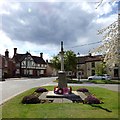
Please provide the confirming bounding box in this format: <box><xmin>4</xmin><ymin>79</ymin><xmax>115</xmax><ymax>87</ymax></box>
<box><xmin>46</xmin><ymin>59</ymin><xmax>48</xmax><ymax>63</ymax></box>
<box><xmin>14</xmin><ymin>48</ymin><xmax>17</xmax><ymax>55</ymax></box>
<box><xmin>40</xmin><ymin>53</ymin><xmax>43</xmax><ymax>58</ymax></box>
<box><xmin>5</xmin><ymin>49</ymin><xmax>9</xmax><ymax>58</ymax></box>
<box><xmin>89</xmin><ymin>52</ymin><xmax>92</xmax><ymax>57</ymax></box>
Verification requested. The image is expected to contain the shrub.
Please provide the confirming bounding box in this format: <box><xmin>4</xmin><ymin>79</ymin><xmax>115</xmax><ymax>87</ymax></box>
<box><xmin>84</xmin><ymin>95</ymin><xmax>101</xmax><ymax>104</ymax></box>
<box><xmin>77</xmin><ymin>88</ymin><xmax>89</xmax><ymax>92</ymax></box>
<box><xmin>22</xmin><ymin>94</ymin><xmax>40</xmax><ymax>104</ymax></box>
<box><xmin>35</xmin><ymin>87</ymin><xmax>48</xmax><ymax>93</ymax></box>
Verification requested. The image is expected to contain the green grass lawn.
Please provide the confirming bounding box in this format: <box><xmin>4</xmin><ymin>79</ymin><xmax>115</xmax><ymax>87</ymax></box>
<box><xmin>2</xmin><ymin>86</ymin><xmax>119</xmax><ymax>118</ymax></box>
<box><xmin>86</xmin><ymin>80</ymin><xmax>120</xmax><ymax>84</ymax></box>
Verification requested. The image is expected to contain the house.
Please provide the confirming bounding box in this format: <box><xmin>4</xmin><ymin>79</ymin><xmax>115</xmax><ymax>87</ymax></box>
<box><xmin>77</xmin><ymin>53</ymin><xmax>103</xmax><ymax>79</ymax></box>
<box><xmin>0</xmin><ymin>55</ymin><xmax>3</xmax><ymax>80</ymax></box>
<box><xmin>77</xmin><ymin>53</ymin><xmax>120</xmax><ymax>79</ymax></box>
<box><xmin>0</xmin><ymin>50</ymin><xmax>15</xmax><ymax>79</ymax></box>
<box><xmin>12</xmin><ymin>48</ymin><xmax>47</xmax><ymax>77</ymax></box>
<box><xmin>46</xmin><ymin>60</ymin><xmax>58</xmax><ymax>77</ymax></box>
<box><xmin>106</xmin><ymin>64</ymin><xmax>120</xmax><ymax>80</ymax></box>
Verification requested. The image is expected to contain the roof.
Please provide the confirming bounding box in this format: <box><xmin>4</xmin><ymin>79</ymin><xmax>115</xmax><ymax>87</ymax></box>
<box><xmin>13</xmin><ymin>54</ymin><xmax>28</xmax><ymax>63</ymax></box>
<box><xmin>85</xmin><ymin>55</ymin><xmax>103</xmax><ymax>62</ymax></box>
<box><xmin>13</xmin><ymin>52</ymin><xmax>46</xmax><ymax>64</ymax></box>
<box><xmin>32</xmin><ymin>56</ymin><xmax>46</xmax><ymax>64</ymax></box>
<box><xmin>78</xmin><ymin>55</ymin><xmax>103</xmax><ymax>64</ymax></box>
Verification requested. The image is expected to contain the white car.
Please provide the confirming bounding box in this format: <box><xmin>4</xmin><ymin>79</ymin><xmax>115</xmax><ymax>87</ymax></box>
<box><xmin>88</xmin><ymin>74</ymin><xmax>111</xmax><ymax>80</ymax></box>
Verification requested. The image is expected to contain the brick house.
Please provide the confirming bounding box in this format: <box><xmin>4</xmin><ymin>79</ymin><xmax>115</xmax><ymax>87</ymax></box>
<box><xmin>0</xmin><ymin>55</ymin><xmax>3</xmax><ymax>80</ymax></box>
<box><xmin>12</xmin><ymin>48</ymin><xmax>47</xmax><ymax>77</ymax></box>
<box><xmin>0</xmin><ymin>50</ymin><xmax>16</xmax><ymax>78</ymax></box>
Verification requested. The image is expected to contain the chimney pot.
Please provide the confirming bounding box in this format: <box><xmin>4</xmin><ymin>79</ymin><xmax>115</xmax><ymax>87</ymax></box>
<box><xmin>14</xmin><ymin>48</ymin><xmax>17</xmax><ymax>55</ymax></box>
<box><xmin>5</xmin><ymin>49</ymin><xmax>9</xmax><ymax>58</ymax></box>
<box><xmin>40</xmin><ymin>53</ymin><xmax>43</xmax><ymax>58</ymax></box>
<box><xmin>46</xmin><ymin>59</ymin><xmax>48</xmax><ymax>63</ymax></box>
<box><xmin>89</xmin><ymin>53</ymin><xmax>92</xmax><ymax>56</ymax></box>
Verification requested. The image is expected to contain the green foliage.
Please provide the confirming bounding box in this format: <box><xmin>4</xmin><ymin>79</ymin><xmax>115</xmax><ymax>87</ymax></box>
<box><xmin>50</xmin><ymin>50</ymin><xmax>77</xmax><ymax>71</ymax></box>
<box><xmin>50</xmin><ymin>55</ymin><xmax>61</xmax><ymax>70</ymax></box>
<box><xmin>95</xmin><ymin>62</ymin><xmax>106</xmax><ymax>75</ymax></box>
<box><xmin>64</xmin><ymin>50</ymin><xmax>77</xmax><ymax>71</ymax></box>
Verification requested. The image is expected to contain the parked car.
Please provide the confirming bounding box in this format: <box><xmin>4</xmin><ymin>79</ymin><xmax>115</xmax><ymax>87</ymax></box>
<box><xmin>88</xmin><ymin>74</ymin><xmax>111</xmax><ymax>80</ymax></box>
<box><xmin>103</xmin><ymin>74</ymin><xmax>112</xmax><ymax>80</ymax></box>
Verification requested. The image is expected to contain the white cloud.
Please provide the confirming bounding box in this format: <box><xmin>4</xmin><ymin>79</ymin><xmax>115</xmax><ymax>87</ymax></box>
<box><xmin>0</xmin><ymin>1</ymin><xmax>118</xmax><ymax>59</ymax></box>
<box><xmin>0</xmin><ymin>31</ymin><xmax>15</xmax><ymax>57</ymax></box>
<box><xmin>96</xmin><ymin>13</ymin><xmax>118</xmax><ymax>26</ymax></box>
<box><xmin>0</xmin><ymin>1</ymin><xmax>21</xmax><ymax>15</ymax></box>
<box><xmin>0</xmin><ymin>30</ymin><xmax>59</xmax><ymax>60</ymax></box>
<box><xmin>80</xmin><ymin>2</ymin><xmax>95</xmax><ymax>14</ymax></box>
<box><xmin>76</xmin><ymin>37</ymin><xmax>89</xmax><ymax>45</ymax></box>
<box><xmin>95</xmin><ymin>2</ymin><xmax>113</xmax><ymax>17</ymax></box>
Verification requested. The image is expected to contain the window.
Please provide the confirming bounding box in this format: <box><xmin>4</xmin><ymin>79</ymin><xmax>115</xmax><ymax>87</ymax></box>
<box><xmin>24</xmin><ymin>69</ymin><xmax>27</xmax><ymax>75</ymax></box>
<box><xmin>4</xmin><ymin>59</ymin><xmax>8</xmax><ymax>67</ymax></box>
<box><xmin>41</xmin><ymin>64</ymin><xmax>44</xmax><ymax>67</ymax></box>
<box><xmin>115</xmin><ymin>64</ymin><xmax>118</xmax><ymax>67</ymax></box>
<box><xmin>22</xmin><ymin>61</ymin><xmax>25</xmax><ymax>67</ymax></box>
<box><xmin>114</xmin><ymin>69</ymin><xmax>119</xmax><ymax>77</ymax></box>
<box><xmin>92</xmin><ymin>62</ymin><xmax>95</xmax><ymax>68</ymax></box>
<box><xmin>16</xmin><ymin>69</ymin><xmax>20</xmax><ymax>74</ymax></box>
<box><xmin>40</xmin><ymin>70</ymin><xmax>44</xmax><ymax>74</ymax></box>
<box><xmin>29</xmin><ymin>70</ymin><xmax>33</xmax><ymax>75</ymax></box>
<box><xmin>92</xmin><ymin>70</ymin><xmax>95</xmax><ymax>76</ymax></box>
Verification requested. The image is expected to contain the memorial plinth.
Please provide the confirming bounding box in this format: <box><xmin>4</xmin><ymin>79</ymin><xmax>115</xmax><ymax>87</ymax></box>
<box><xmin>58</xmin><ymin>71</ymin><xmax>67</xmax><ymax>88</ymax></box>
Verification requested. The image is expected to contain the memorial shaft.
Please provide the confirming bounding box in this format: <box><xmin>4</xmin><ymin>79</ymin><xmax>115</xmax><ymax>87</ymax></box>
<box><xmin>58</xmin><ymin>41</ymin><xmax>67</xmax><ymax>88</ymax></box>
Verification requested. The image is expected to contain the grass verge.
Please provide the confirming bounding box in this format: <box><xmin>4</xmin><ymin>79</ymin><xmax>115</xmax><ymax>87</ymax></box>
<box><xmin>54</xmin><ymin>79</ymin><xmax>120</xmax><ymax>84</ymax></box>
<box><xmin>2</xmin><ymin>86</ymin><xmax>119</xmax><ymax>118</ymax></box>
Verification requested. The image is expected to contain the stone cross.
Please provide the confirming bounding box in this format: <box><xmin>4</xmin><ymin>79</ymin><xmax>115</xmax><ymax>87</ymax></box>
<box><xmin>60</xmin><ymin>41</ymin><xmax>64</xmax><ymax>71</ymax></box>
<box><xmin>58</xmin><ymin>41</ymin><xmax>67</xmax><ymax>88</ymax></box>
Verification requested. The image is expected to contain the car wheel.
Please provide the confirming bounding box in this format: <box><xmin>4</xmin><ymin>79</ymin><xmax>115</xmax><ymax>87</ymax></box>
<box><xmin>102</xmin><ymin>78</ymin><xmax>105</xmax><ymax>80</ymax></box>
<box><xmin>89</xmin><ymin>78</ymin><xmax>92</xmax><ymax>80</ymax></box>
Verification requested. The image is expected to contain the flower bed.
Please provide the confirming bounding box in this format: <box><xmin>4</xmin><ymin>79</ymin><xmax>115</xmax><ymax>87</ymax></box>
<box><xmin>35</xmin><ymin>87</ymin><xmax>48</xmax><ymax>93</ymax></box>
<box><xmin>77</xmin><ymin>88</ymin><xmax>89</xmax><ymax>92</ymax></box>
<box><xmin>54</xmin><ymin>86</ymin><xmax>72</xmax><ymax>95</ymax></box>
<box><xmin>22</xmin><ymin>94</ymin><xmax>40</xmax><ymax>104</ymax></box>
<box><xmin>84</xmin><ymin>95</ymin><xmax>101</xmax><ymax>104</ymax></box>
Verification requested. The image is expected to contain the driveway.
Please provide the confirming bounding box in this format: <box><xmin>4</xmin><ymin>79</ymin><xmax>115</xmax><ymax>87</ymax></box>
<box><xmin>0</xmin><ymin>77</ymin><xmax>119</xmax><ymax>105</ymax></box>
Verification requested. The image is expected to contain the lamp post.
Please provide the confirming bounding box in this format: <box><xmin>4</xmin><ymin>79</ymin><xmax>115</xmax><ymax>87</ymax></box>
<box><xmin>77</xmin><ymin>52</ymin><xmax>80</xmax><ymax>81</ymax></box>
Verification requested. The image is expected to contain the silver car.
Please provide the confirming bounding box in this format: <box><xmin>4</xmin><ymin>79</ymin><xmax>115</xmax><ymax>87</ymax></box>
<box><xmin>88</xmin><ymin>74</ymin><xmax>111</xmax><ymax>80</ymax></box>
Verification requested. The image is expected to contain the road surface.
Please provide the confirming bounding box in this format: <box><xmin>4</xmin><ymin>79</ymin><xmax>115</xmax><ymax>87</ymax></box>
<box><xmin>0</xmin><ymin>77</ymin><xmax>56</xmax><ymax>105</ymax></box>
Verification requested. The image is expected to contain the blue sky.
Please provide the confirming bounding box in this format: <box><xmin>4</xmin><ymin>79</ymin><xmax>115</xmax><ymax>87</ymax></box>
<box><xmin>0</xmin><ymin>0</ymin><xmax>118</xmax><ymax>60</ymax></box>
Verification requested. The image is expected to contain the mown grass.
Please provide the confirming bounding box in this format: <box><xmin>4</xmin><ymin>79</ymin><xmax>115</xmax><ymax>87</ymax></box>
<box><xmin>86</xmin><ymin>80</ymin><xmax>120</xmax><ymax>84</ymax></box>
<box><xmin>2</xmin><ymin>86</ymin><xmax>119</xmax><ymax>118</ymax></box>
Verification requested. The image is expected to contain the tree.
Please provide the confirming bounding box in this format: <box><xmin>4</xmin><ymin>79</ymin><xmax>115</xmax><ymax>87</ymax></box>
<box><xmin>93</xmin><ymin>0</ymin><xmax>120</xmax><ymax>68</ymax></box>
<box><xmin>91</xmin><ymin>15</ymin><xmax>120</xmax><ymax>68</ymax></box>
<box><xmin>50</xmin><ymin>50</ymin><xmax>77</xmax><ymax>71</ymax></box>
<box><xmin>95</xmin><ymin>62</ymin><xmax>106</xmax><ymax>75</ymax></box>
<box><xmin>50</xmin><ymin>55</ymin><xmax>61</xmax><ymax>70</ymax></box>
<box><xmin>96</xmin><ymin>0</ymin><xmax>116</xmax><ymax>9</ymax></box>
<box><xmin>64</xmin><ymin>50</ymin><xmax>77</xmax><ymax>71</ymax></box>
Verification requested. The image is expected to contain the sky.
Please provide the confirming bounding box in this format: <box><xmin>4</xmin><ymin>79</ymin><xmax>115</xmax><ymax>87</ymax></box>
<box><xmin>0</xmin><ymin>0</ymin><xmax>119</xmax><ymax>61</ymax></box>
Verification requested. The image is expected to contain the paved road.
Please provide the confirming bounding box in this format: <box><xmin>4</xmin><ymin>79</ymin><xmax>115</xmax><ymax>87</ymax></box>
<box><xmin>0</xmin><ymin>77</ymin><xmax>119</xmax><ymax>105</ymax></box>
<box><xmin>0</xmin><ymin>77</ymin><xmax>56</xmax><ymax>105</ymax></box>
